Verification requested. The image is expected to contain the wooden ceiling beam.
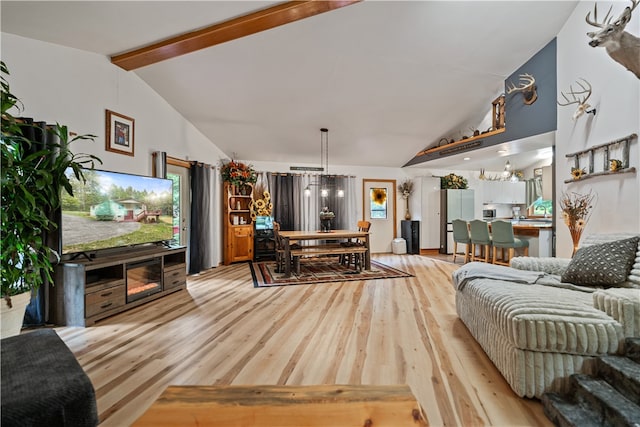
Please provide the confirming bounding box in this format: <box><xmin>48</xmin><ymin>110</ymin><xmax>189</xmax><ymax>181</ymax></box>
<box><xmin>111</xmin><ymin>0</ymin><xmax>361</xmax><ymax>71</ymax></box>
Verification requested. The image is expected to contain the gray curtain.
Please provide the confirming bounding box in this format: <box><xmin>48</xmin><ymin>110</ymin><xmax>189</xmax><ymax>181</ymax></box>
<box><xmin>269</xmin><ymin>173</ymin><xmax>296</xmax><ymax>230</ymax></box>
<box><xmin>189</xmin><ymin>162</ymin><xmax>216</xmax><ymax>274</ymax></box>
<box><xmin>269</xmin><ymin>172</ymin><xmax>356</xmax><ymax>232</ymax></box>
<box><xmin>525</xmin><ymin>178</ymin><xmax>543</xmax><ymax>207</ymax></box>
<box><xmin>19</xmin><ymin>119</ymin><xmax>59</xmax><ymax>325</ymax></box>
<box><xmin>153</xmin><ymin>151</ymin><xmax>167</xmax><ymax>178</ymax></box>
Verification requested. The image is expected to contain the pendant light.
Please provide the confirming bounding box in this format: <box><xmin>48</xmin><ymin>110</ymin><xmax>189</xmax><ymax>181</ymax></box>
<box><xmin>304</xmin><ymin>128</ymin><xmax>344</xmax><ymax>197</ymax></box>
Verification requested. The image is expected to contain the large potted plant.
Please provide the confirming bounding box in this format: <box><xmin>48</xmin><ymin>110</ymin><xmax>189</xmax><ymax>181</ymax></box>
<box><xmin>1</xmin><ymin>61</ymin><xmax>101</xmax><ymax>337</ymax></box>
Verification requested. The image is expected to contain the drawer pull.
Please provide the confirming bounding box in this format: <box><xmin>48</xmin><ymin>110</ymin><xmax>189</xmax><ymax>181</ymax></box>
<box><xmin>100</xmin><ymin>302</ymin><xmax>113</xmax><ymax>309</ymax></box>
<box><xmin>101</xmin><ymin>291</ymin><xmax>113</xmax><ymax>297</ymax></box>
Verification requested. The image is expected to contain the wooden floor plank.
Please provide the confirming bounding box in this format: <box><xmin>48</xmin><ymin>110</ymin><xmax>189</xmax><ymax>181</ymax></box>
<box><xmin>54</xmin><ymin>254</ymin><xmax>551</xmax><ymax>426</ymax></box>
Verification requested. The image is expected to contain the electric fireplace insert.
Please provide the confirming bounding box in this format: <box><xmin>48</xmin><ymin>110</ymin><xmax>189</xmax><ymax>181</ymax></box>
<box><xmin>126</xmin><ymin>258</ymin><xmax>162</xmax><ymax>302</ymax></box>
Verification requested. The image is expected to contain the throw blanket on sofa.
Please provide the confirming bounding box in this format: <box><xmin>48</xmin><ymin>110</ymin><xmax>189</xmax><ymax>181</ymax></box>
<box><xmin>452</xmin><ymin>262</ymin><xmax>595</xmax><ymax>293</ymax></box>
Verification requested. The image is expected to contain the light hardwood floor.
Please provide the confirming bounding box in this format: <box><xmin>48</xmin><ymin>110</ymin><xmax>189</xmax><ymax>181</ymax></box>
<box><xmin>55</xmin><ymin>254</ymin><xmax>551</xmax><ymax>426</ymax></box>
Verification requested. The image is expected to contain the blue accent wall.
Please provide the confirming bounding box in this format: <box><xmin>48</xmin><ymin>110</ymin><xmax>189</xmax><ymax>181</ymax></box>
<box><xmin>405</xmin><ymin>38</ymin><xmax>557</xmax><ymax>167</ymax></box>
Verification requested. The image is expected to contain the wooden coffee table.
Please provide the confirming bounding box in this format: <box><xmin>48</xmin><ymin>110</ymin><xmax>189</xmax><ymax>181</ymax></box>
<box><xmin>133</xmin><ymin>384</ymin><xmax>426</xmax><ymax>426</ymax></box>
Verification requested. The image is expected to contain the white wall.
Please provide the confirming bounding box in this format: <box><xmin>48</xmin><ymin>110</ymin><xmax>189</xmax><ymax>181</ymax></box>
<box><xmin>3</xmin><ymin>34</ymin><xmax>426</xmax><ymax>237</ymax></box>
<box><xmin>1</xmin><ymin>33</ymin><xmax>228</xmax><ymax>176</ymax></box>
<box><xmin>555</xmin><ymin>2</ymin><xmax>640</xmax><ymax>257</ymax></box>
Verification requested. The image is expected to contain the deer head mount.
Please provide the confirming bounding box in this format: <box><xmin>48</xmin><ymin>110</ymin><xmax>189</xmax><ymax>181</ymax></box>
<box><xmin>506</xmin><ymin>73</ymin><xmax>538</xmax><ymax>105</ymax></box>
<box><xmin>557</xmin><ymin>78</ymin><xmax>595</xmax><ymax>120</ymax></box>
<box><xmin>586</xmin><ymin>0</ymin><xmax>640</xmax><ymax>79</ymax></box>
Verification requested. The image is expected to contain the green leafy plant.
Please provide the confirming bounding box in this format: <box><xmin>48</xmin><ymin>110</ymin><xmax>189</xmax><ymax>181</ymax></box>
<box><xmin>1</xmin><ymin>61</ymin><xmax>101</xmax><ymax>304</ymax></box>
<box><xmin>441</xmin><ymin>173</ymin><xmax>468</xmax><ymax>189</ymax></box>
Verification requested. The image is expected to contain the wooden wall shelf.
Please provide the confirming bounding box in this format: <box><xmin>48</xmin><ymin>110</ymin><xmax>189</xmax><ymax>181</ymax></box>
<box><xmin>416</xmin><ymin>128</ymin><xmax>506</xmax><ymax>157</ymax></box>
<box><xmin>564</xmin><ymin>167</ymin><xmax>636</xmax><ymax>184</ymax></box>
<box><xmin>564</xmin><ymin>133</ymin><xmax>637</xmax><ymax>184</ymax></box>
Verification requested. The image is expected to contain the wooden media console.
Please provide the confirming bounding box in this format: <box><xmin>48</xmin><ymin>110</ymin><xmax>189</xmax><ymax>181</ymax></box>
<box><xmin>51</xmin><ymin>246</ymin><xmax>186</xmax><ymax>326</ymax></box>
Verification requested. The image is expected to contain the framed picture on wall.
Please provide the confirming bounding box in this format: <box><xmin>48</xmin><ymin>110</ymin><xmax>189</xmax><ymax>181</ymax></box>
<box><xmin>105</xmin><ymin>109</ymin><xmax>135</xmax><ymax>156</ymax></box>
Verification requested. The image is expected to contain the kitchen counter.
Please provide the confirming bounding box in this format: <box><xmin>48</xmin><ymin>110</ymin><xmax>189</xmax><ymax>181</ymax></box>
<box><xmin>512</xmin><ymin>222</ymin><xmax>553</xmax><ymax>237</ymax></box>
<box><xmin>484</xmin><ymin>219</ymin><xmax>554</xmax><ymax>257</ymax></box>
<box><xmin>513</xmin><ymin>223</ymin><xmax>553</xmax><ymax>257</ymax></box>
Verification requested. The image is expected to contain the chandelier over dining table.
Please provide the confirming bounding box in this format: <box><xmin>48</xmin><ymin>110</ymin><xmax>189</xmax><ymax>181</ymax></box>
<box><xmin>304</xmin><ymin>128</ymin><xmax>344</xmax><ymax>198</ymax></box>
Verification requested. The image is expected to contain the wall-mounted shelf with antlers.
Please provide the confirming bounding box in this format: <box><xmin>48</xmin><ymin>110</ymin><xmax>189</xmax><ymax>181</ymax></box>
<box><xmin>564</xmin><ymin>133</ymin><xmax>637</xmax><ymax>183</ymax></box>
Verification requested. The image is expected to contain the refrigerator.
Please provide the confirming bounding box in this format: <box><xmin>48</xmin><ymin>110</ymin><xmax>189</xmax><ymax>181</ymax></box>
<box><xmin>439</xmin><ymin>189</ymin><xmax>475</xmax><ymax>254</ymax></box>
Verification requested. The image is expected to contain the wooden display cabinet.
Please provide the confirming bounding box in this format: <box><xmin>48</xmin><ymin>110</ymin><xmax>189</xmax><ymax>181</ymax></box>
<box><xmin>223</xmin><ymin>182</ymin><xmax>254</xmax><ymax>265</ymax></box>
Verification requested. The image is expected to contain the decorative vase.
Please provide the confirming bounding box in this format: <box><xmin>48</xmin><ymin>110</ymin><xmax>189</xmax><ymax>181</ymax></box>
<box><xmin>319</xmin><ymin>212</ymin><xmax>334</xmax><ymax>232</ymax></box>
<box><xmin>404</xmin><ymin>198</ymin><xmax>411</xmax><ymax>220</ymax></box>
<box><xmin>569</xmin><ymin>227</ymin><xmax>583</xmax><ymax>257</ymax></box>
<box><xmin>572</xmin><ymin>241</ymin><xmax>580</xmax><ymax>257</ymax></box>
<box><xmin>1</xmin><ymin>291</ymin><xmax>31</xmax><ymax>339</ymax></box>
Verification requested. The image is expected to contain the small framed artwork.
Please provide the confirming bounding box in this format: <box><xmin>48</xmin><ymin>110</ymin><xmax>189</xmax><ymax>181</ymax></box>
<box><xmin>105</xmin><ymin>109</ymin><xmax>135</xmax><ymax>156</ymax></box>
<box><xmin>534</xmin><ymin>167</ymin><xmax>543</xmax><ymax>177</ymax></box>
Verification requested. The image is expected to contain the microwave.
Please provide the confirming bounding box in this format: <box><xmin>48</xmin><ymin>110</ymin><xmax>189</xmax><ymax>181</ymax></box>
<box><xmin>482</xmin><ymin>209</ymin><xmax>496</xmax><ymax>218</ymax></box>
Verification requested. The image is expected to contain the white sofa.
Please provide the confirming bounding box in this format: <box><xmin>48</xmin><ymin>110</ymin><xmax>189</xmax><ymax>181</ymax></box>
<box><xmin>453</xmin><ymin>234</ymin><xmax>640</xmax><ymax>398</ymax></box>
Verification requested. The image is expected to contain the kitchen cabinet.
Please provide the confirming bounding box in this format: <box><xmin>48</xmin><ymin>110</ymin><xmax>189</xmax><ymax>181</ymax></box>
<box><xmin>482</xmin><ymin>181</ymin><xmax>525</xmax><ymax>204</ymax></box>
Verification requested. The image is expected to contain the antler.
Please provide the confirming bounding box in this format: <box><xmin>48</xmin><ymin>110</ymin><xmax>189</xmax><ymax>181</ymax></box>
<box><xmin>506</xmin><ymin>73</ymin><xmax>536</xmax><ymax>94</ymax></box>
<box><xmin>617</xmin><ymin>0</ymin><xmax>640</xmax><ymax>23</ymax></box>
<box><xmin>586</xmin><ymin>3</ymin><xmax>613</xmax><ymax>27</ymax></box>
<box><xmin>557</xmin><ymin>78</ymin><xmax>592</xmax><ymax>106</ymax></box>
<box><xmin>586</xmin><ymin>0</ymin><xmax>638</xmax><ymax>27</ymax></box>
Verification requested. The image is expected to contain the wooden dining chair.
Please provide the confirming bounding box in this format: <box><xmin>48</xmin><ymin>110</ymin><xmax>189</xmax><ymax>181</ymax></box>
<box><xmin>272</xmin><ymin>221</ymin><xmax>288</xmax><ymax>273</ymax></box>
<box><xmin>340</xmin><ymin>220</ymin><xmax>371</xmax><ymax>268</ymax></box>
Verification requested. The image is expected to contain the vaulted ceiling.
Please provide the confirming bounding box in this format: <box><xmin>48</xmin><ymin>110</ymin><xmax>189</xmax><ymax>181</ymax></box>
<box><xmin>1</xmin><ymin>1</ymin><xmax>578</xmax><ymax>170</ymax></box>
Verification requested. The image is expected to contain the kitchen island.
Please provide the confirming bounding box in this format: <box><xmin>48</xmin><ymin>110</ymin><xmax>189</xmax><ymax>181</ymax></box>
<box><xmin>510</xmin><ymin>220</ymin><xmax>553</xmax><ymax>257</ymax></box>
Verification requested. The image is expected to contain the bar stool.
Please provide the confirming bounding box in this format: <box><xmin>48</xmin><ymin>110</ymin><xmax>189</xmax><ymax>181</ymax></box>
<box><xmin>452</xmin><ymin>219</ymin><xmax>471</xmax><ymax>263</ymax></box>
<box><xmin>469</xmin><ymin>220</ymin><xmax>492</xmax><ymax>263</ymax></box>
<box><xmin>491</xmin><ymin>220</ymin><xmax>529</xmax><ymax>266</ymax></box>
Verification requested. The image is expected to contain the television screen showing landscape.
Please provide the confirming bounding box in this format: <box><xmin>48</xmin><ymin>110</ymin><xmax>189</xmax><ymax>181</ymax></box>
<box><xmin>61</xmin><ymin>168</ymin><xmax>174</xmax><ymax>254</ymax></box>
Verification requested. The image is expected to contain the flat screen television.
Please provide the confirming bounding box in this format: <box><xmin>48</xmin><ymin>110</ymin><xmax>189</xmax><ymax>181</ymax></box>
<box><xmin>61</xmin><ymin>168</ymin><xmax>174</xmax><ymax>255</ymax></box>
<box><xmin>255</xmin><ymin>216</ymin><xmax>273</xmax><ymax>230</ymax></box>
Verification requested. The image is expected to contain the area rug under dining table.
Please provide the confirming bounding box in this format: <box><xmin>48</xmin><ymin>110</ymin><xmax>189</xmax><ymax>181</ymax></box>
<box><xmin>250</xmin><ymin>258</ymin><xmax>413</xmax><ymax>287</ymax></box>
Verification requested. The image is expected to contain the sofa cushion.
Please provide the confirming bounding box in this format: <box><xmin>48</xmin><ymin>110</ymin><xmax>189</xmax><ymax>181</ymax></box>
<box><xmin>561</xmin><ymin>237</ymin><xmax>640</xmax><ymax>287</ymax></box>
<box><xmin>581</xmin><ymin>233</ymin><xmax>640</xmax><ymax>287</ymax></box>
<box><xmin>1</xmin><ymin>329</ymin><xmax>98</xmax><ymax>427</ymax></box>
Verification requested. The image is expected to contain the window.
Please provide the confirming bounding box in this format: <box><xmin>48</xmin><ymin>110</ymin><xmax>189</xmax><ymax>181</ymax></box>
<box><xmin>370</xmin><ymin>188</ymin><xmax>387</xmax><ymax>219</ymax></box>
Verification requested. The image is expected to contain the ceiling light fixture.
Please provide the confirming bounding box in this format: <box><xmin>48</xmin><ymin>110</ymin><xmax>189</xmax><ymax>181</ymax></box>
<box><xmin>502</xmin><ymin>160</ymin><xmax>512</xmax><ymax>178</ymax></box>
<box><xmin>304</xmin><ymin>128</ymin><xmax>344</xmax><ymax>198</ymax></box>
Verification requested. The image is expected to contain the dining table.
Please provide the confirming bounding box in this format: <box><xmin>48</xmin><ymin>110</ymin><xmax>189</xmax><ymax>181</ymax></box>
<box><xmin>278</xmin><ymin>229</ymin><xmax>371</xmax><ymax>278</ymax></box>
